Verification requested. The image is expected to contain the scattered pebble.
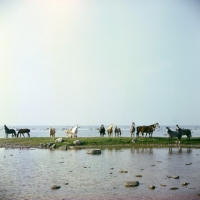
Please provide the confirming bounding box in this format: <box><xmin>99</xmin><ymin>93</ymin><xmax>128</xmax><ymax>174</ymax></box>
<box><xmin>182</xmin><ymin>182</ymin><xmax>189</xmax><ymax>186</ymax></box>
<box><xmin>160</xmin><ymin>184</ymin><xmax>166</xmax><ymax>187</ymax></box>
<box><xmin>136</xmin><ymin>175</ymin><xmax>142</xmax><ymax>177</ymax></box>
<box><xmin>51</xmin><ymin>185</ymin><xmax>61</xmax><ymax>189</ymax></box>
<box><xmin>119</xmin><ymin>170</ymin><xmax>128</xmax><ymax>173</ymax></box>
<box><xmin>63</xmin><ymin>183</ymin><xmax>68</xmax><ymax>185</ymax></box>
<box><xmin>149</xmin><ymin>185</ymin><xmax>156</xmax><ymax>189</ymax></box>
<box><xmin>125</xmin><ymin>181</ymin><xmax>139</xmax><ymax>187</ymax></box>
<box><xmin>186</xmin><ymin>163</ymin><xmax>192</xmax><ymax>165</ymax></box>
<box><xmin>170</xmin><ymin>187</ymin><xmax>179</xmax><ymax>190</ymax></box>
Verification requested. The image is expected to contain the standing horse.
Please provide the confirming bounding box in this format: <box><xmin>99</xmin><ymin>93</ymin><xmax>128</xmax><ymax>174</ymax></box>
<box><xmin>176</xmin><ymin>125</ymin><xmax>192</xmax><ymax>140</ymax></box>
<box><xmin>107</xmin><ymin>124</ymin><xmax>113</xmax><ymax>137</ymax></box>
<box><xmin>17</xmin><ymin>129</ymin><xmax>30</xmax><ymax>137</ymax></box>
<box><xmin>4</xmin><ymin>125</ymin><xmax>16</xmax><ymax>138</ymax></box>
<box><xmin>114</xmin><ymin>126</ymin><xmax>121</xmax><ymax>137</ymax></box>
<box><xmin>130</xmin><ymin>122</ymin><xmax>135</xmax><ymax>137</ymax></box>
<box><xmin>99</xmin><ymin>125</ymin><xmax>106</xmax><ymax>137</ymax></box>
<box><xmin>136</xmin><ymin>123</ymin><xmax>159</xmax><ymax>138</ymax></box>
<box><xmin>49</xmin><ymin>127</ymin><xmax>56</xmax><ymax>139</ymax></box>
<box><xmin>166</xmin><ymin>126</ymin><xmax>182</xmax><ymax>145</ymax></box>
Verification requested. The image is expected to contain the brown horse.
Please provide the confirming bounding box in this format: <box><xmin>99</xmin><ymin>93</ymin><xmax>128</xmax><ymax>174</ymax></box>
<box><xmin>17</xmin><ymin>129</ymin><xmax>30</xmax><ymax>137</ymax></box>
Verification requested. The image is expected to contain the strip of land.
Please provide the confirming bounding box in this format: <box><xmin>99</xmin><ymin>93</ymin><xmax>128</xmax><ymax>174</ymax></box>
<box><xmin>0</xmin><ymin>137</ymin><xmax>200</xmax><ymax>149</ymax></box>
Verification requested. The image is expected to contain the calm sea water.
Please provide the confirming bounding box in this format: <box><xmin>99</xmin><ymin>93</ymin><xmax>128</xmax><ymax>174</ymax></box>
<box><xmin>0</xmin><ymin>147</ymin><xmax>200</xmax><ymax>200</ymax></box>
<box><xmin>0</xmin><ymin>125</ymin><xmax>200</xmax><ymax>138</ymax></box>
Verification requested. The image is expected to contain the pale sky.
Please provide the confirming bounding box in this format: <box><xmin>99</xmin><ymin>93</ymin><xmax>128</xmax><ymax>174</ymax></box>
<box><xmin>0</xmin><ymin>0</ymin><xmax>200</xmax><ymax>126</ymax></box>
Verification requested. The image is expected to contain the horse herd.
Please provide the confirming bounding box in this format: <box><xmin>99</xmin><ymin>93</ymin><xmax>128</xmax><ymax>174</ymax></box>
<box><xmin>3</xmin><ymin>123</ymin><xmax>192</xmax><ymax>144</ymax></box>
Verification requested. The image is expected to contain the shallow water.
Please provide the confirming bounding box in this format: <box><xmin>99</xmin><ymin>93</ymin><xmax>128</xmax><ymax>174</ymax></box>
<box><xmin>0</xmin><ymin>147</ymin><xmax>200</xmax><ymax>200</ymax></box>
<box><xmin>0</xmin><ymin>125</ymin><xmax>200</xmax><ymax>138</ymax></box>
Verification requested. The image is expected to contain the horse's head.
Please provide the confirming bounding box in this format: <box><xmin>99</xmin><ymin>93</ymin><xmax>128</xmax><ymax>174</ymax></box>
<box><xmin>132</xmin><ymin>122</ymin><xmax>135</xmax><ymax>126</ymax></box>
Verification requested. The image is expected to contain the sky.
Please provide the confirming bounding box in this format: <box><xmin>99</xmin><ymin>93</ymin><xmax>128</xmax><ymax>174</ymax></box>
<box><xmin>0</xmin><ymin>0</ymin><xmax>200</xmax><ymax>126</ymax></box>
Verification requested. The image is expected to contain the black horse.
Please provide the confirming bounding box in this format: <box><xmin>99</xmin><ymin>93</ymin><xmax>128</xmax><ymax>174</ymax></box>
<box><xmin>4</xmin><ymin>125</ymin><xmax>16</xmax><ymax>138</ymax></box>
<box><xmin>176</xmin><ymin>125</ymin><xmax>192</xmax><ymax>140</ymax></box>
<box><xmin>17</xmin><ymin>129</ymin><xmax>30</xmax><ymax>137</ymax></box>
<box><xmin>99</xmin><ymin>125</ymin><xmax>106</xmax><ymax>136</ymax></box>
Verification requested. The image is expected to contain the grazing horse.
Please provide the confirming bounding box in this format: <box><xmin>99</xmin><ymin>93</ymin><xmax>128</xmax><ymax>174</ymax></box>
<box><xmin>49</xmin><ymin>127</ymin><xmax>56</xmax><ymax>139</ymax></box>
<box><xmin>107</xmin><ymin>124</ymin><xmax>113</xmax><ymax>137</ymax></box>
<box><xmin>99</xmin><ymin>125</ymin><xmax>106</xmax><ymax>137</ymax></box>
<box><xmin>4</xmin><ymin>125</ymin><xmax>16</xmax><ymax>138</ymax></box>
<box><xmin>130</xmin><ymin>122</ymin><xmax>135</xmax><ymax>137</ymax></box>
<box><xmin>166</xmin><ymin>126</ymin><xmax>182</xmax><ymax>145</ymax></box>
<box><xmin>136</xmin><ymin>123</ymin><xmax>159</xmax><ymax>138</ymax></box>
<box><xmin>17</xmin><ymin>129</ymin><xmax>30</xmax><ymax>137</ymax></box>
<box><xmin>176</xmin><ymin>125</ymin><xmax>192</xmax><ymax>140</ymax></box>
<box><xmin>114</xmin><ymin>126</ymin><xmax>121</xmax><ymax>137</ymax></box>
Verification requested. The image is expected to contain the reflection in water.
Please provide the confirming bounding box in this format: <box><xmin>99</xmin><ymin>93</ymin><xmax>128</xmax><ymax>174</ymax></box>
<box><xmin>168</xmin><ymin>147</ymin><xmax>192</xmax><ymax>154</ymax></box>
<box><xmin>0</xmin><ymin>147</ymin><xmax>199</xmax><ymax>200</ymax></box>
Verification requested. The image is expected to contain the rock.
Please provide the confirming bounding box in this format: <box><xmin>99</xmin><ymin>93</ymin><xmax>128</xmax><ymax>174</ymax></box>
<box><xmin>119</xmin><ymin>170</ymin><xmax>128</xmax><ymax>173</ymax></box>
<box><xmin>132</xmin><ymin>138</ymin><xmax>138</xmax><ymax>143</ymax></box>
<box><xmin>182</xmin><ymin>182</ymin><xmax>189</xmax><ymax>186</ymax></box>
<box><xmin>167</xmin><ymin>175</ymin><xmax>172</xmax><ymax>178</ymax></box>
<box><xmin>59</xmin><ymin>145</ymin><xmax>67</xmax><ymax>151</ymax></box>
<box><xmin>170</xmin><ymin>187</ymin><xmax>179</xmax><ymax>190</ymax></box>
<box><xmin>160</xmin><ymin>184</ymin><xmax>166</xmax><ymax>187</ymax></box>
<box><xmin>51</xmin><ymin>185</ymin><xmax>61</xmax><ymax>189</ymax></box>
<box><xmin>55</xmin><ymin>138</ymin><xmax>63</xmax><ymax>143</ymax></box>
<box><xmin>149</xmin><ymin>185</ymin><xmax>156</xmax><ymax>189</ymax></box>
<box><xmin>136</xmin><ymin>175</ymin><xmax>142</xmax><ymax>177</ymax></box>
<box><xmin>63</xmin><ymin>183</ymin><xmax>68</xmax><ymax>185</ymax></box>
<box><xmin>73</xmin><ymin>140</ymin><xmax>82</xmax><ymax>145</ymax></box>
<box><xmin>50</xmin><ymin>144</ymin><xmax>56</xmax><ymax>149</ymax></box>
<box><xmin>46</xmin><ymin>143</ymin><xmax>53</xmax><ymax>148</ymax></box>
<box><xmin>87</xmin><ymin>149</ymin><xmax>101</xmax><ymax>155</ymax></box>
<box><xmin>125</xmin><ymin>181</ymin><xmax>139</xmax><ymax>187</ymax></box>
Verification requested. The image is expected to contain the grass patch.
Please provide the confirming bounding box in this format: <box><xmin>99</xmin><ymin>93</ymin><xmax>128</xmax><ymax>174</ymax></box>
<box><xmin>0</xmin><ymin>137</ymin><xmax>199</xmax><ymax>148</ymax></box>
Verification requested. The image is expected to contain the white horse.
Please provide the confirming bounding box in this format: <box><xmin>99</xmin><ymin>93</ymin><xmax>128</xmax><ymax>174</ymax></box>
<box><xmin>130</xmin><ymin>122</ymin><xmax>135</xmax><ymax>137</ymax></box>
<box><xmin>66</xmin><ymin>125</ymin><xmax>78</xmax><ymax>138</ymax></box>
<box><xmin>107</xmin><ymin>124</ymin><xmax>113</xmax><ymax>137</ymax></box>
<box><xmin>49</xmin><ymin>127</ymin><xmax>56</xmax><ymax>139</ymax></box>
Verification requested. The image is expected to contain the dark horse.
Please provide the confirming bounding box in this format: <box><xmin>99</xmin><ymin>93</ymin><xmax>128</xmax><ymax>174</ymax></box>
<box><xmin>166</xmin><ymin>126</ymin><xmax>182</xmax><ymax>145</ymax></box>
<box><xmin>4</xmin><ymin>125</ymin><xmax>16</xmax><ymax>138</ymax></box>
<box><xmin>99</xmin><ymin>125</ymin><xmax>106</xmax><ymax>136</ymax></box>
<box><xmin>17</xmin><ymin>129</ymin><xmax>30</xmax><ymax>137</ymax></box>
<box><xmin>176</xmin><ymin>125</ymin><xmax>191</xmax><ymax>140</ymax></box>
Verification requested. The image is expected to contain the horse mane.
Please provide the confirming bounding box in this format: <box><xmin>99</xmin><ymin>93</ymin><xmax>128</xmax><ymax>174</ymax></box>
<box><xmin>4</xmin><ymin>125</ymin><xmax>9</xmax><ymax>131</ymax></box>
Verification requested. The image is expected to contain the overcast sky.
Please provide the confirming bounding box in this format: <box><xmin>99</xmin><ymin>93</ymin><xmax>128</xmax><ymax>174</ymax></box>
<box><xmin>0</xmin><ymin>0</ymin><xmax>200</xmax><ymax>126</ymax></box>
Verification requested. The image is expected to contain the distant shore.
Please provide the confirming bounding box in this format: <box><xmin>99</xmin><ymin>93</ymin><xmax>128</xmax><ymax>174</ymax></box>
<box><xmin>0</xmin><ymin>137</ymin><xmax>200</xmax><ymax>149</ymax></box>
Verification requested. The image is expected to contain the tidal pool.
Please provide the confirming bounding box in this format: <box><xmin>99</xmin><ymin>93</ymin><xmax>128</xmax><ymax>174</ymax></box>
<box><xmin>0</xmin><ymin>147</ymin><xmax>199</xmax><ymax>200</ymax></box>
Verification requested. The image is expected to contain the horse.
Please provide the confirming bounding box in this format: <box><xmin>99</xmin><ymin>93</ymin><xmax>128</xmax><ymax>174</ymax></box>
<box><xmin>107</xmin><ymin>124</ymin><xmax>113</xmax><ymax>137</ymax></box>
<box><xmin>4</xmin><ymin>125</ymin><xmax>16</xmax><ymax>138</ymax></box>
<box><xmin>166</xmin><ymin>126</ymin><xmax>182</xmax><ymax>145</ymax></box>
<box><xmin>114</xmin><ymin>126</ymin><xmax>121</xmax><ymax>137</ymax></box>
<box><xmin>66</xmin><ymin>129</ymin><xmax>77</xmax><ymax>138</ymax></box>
<box><xmin>99</xmin><ymin>125</ymin><xmax>106</xmax><ymax>137</ymax></box>
<box><xmin>130</xmin><ymin>122</ymin><xmax>135</xmax><ymax>137</ymax></box>
<box><xmin>176</xmin><ymin>125</ymin><xmax>192</xmax><ymax>140</ymax></box>
<box><xmin>17</xmin><ymin>129</ymin><xmax>30</xmax><ymax>137</ymax></box>
<box><xmin>136</xmin><ymin>123</ymin><xmax>159</xmax><ymax>138</ymax></box>
<box><xmin>49</xmin><ymin>127</ymin><xmax>56</xmax><ymax>139</ymax></box>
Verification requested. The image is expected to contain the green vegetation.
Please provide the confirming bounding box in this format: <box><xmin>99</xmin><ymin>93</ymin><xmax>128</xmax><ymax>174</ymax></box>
<box><xmin>0</xmin><ymin>137</ymin><xmax>200</xmax><ymax>148</ymax></box>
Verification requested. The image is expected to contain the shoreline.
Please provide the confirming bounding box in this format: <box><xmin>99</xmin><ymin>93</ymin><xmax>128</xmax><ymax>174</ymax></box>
<box><xmin>0</xmin><ymin>137</ymin><xmax>200</xmax><ymax>150</ymax></box>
